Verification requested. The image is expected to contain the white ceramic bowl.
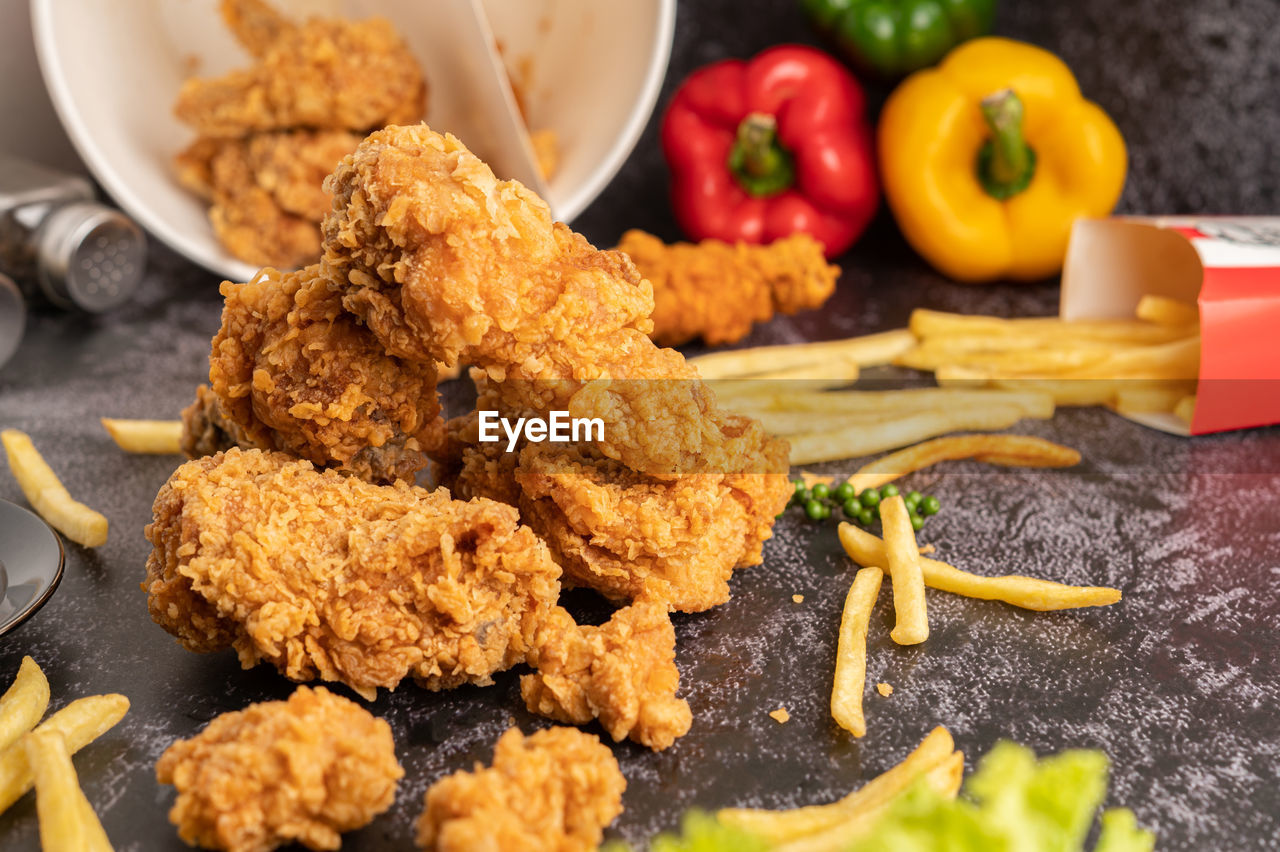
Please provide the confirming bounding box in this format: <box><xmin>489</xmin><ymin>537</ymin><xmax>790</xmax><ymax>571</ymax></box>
<box><xmin>32</xmin><ymin>0</ymin><xmax>675</xmax><ymax>282</ymax></box>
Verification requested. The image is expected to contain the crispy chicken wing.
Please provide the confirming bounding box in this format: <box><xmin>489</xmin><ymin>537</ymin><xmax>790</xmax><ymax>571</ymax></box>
<box><xmin>145</xmin><ymin>449</ymin><xmax>562</xmax><ymax>698</ymax></box>
<box><xmin>415</xmin><ymin>727</ymin><xmax>624</xmax><ymax>852</ymax></box>
<box><xmin>617</xmin><ymin>229</ymin><xmax>840</xmax><ymax>347</ymax></box>
<box><xmin>156</xmin><ymin>685</ymin><xmax>401</xmax><ymax>852</ymax></box>
<box><xmin>196</xmin><ymin>264</ymin><xmax>442</xmax><ymax>483</ymax></box>
<box><xmin>321</xmin><ymin>125</ymin><xmax>787</xmax><ymax>479</ymax></box>
<box><xmin>522</xmin><ymin>603</ymin><xmax>692</xmax><ymax>750</ymax></box>
<box><xmin>175</xmin><ymin>1</ymin><xmax>425</xmax><ymax>138</ymax></box>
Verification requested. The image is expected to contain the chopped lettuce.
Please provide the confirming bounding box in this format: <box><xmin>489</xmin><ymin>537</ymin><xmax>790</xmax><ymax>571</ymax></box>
<box><xmin>612</xmin><ymin>742</ymin><xmax>1154</xmax><ymax>852</ymax></box>
<box><xmin>843</xmin><ymin>741</ymin><xmax>1154</xmax><ymax>852</ymax></box>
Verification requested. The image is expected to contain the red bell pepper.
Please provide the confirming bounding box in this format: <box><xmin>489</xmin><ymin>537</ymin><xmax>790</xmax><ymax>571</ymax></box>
<box><xmin>660</xmin><ymin>45</ymin><xmax>878</xmax><ymax>259</ymax></box>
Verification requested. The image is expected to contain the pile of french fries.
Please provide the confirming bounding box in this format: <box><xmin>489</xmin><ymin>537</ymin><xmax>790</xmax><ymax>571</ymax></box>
<box><xmin>694</xmin><ymin>295</ymin><xmax>1202</xmax><ymax>464</ymax></box>
<box><xmin>0</xmin><ymin>657</ymin><xmax>129</xmax><ymax>851</ymax></box>
<box><xmin>718</xmin><ymin>726</ymin><xmax>962</xmax><ymax>851</ymax></box>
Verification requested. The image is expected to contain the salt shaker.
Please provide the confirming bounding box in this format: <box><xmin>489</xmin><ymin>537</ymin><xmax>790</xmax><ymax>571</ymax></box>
<box><xmin>0</xmin><ymin>155</ymin><xmax>145</xmax><ymax>312</ymax></box>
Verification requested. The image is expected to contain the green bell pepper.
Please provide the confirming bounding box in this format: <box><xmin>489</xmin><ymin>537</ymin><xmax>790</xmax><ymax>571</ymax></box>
<box><xmin>799</xmin><ymin>0</ymin><xmax>997</xmax><ymax>77</ymax></box>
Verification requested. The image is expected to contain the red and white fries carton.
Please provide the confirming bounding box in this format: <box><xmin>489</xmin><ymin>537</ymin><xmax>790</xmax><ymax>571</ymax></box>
<box><xmin>1062</xmin><ymin>216</ymin><xmax>1280</xmax><ymax>435</ymax></box>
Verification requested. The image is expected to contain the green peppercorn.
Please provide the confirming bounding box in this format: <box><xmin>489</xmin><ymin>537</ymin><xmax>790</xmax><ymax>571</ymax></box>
<box><xmin>880</xmin><ymin>483</ymin><xmax>900</xmax><ymax>498</ymax></box>
<box><xmin>921</xmin><ymin>495</ymin><xmax>941</xmax><ymax>516</ymax></box>
<box><xmin>834</xmin><ymin>482</ymin><xmax>855</xmax><ymax>503</ymax></box>
<box><xmin>859</xmin><ymin>489</ymin><xmax>880</xmax><ymax>508</ymax></box>
<box><xmin>842</xmin><ymin>497</ymin><xmax>861</xmax><ymax>519</ymax></box>
<box><xmin>904</xmin><ymin>492</ymin><xmax>922</xmax><ymax>513</ymax></box>
<box><xmin>792</xmin><ymin>480</ymin><xmax>808</xmax><ymax>501</ymax></box>
<box><xmin>805</xmin><ymin>499</ymin><xmax>829</xmax><ymax>521</ymax></box>
<box><xmin>857</xmin><ymin>507</ymin><xmax>875</xmax><ymax>527</ymax></box>
<box><xmin>811</xmin><ymin>483</ymin><xmax>831</xmax><ymax>501</ymax></box>
<box><xmin>911</xmin><ymin>516</ymin><xmax>925</xmax><ymax>532</ymax></box>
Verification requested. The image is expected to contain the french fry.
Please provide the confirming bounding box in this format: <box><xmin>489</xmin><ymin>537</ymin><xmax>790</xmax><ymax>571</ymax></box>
<box><xmin>99</xmin><ymin>418</ymin><xmax>182</xmax><ymax>455</ymax></box>
<box><xmin>787</xmin><ymin>404</ymin><xmax>1035</xmax><ymax>465</ymax></box>
<box><xmin>0</xmin><ymin>657</ymin><xmax>50</xmax><ymax>753</ymax></box>
<box><xmin>745</xmin><ymin>359</ymin><xmax>861</xmax><ymax>384</ymax></box>
<box><xmin>1</xmin><ymin>429</ymin><xmax>108</xmax><ymax>547</ymax></box>
<box><xmin>935</xmin><ymin>372</ymin><xmax>1143</xmax><ymax>407</ymax></box>
<box><xmin>1062</xmin><ymin>336</ymin><xmax>1200</xmax><ymax>380</ymax></box>
<box><xmin>752</xmin><ymin>410</ymin><xmax>897</xmax><ymax>437</ymax></box>
<box><xmin>838</xmin><ymin>523</ymin><xmax>1121</xmax><ymax>611</ymax></box>
<box><xmin>910</xmin><ymin>308</ymin><xmax>1197</xmax><ymax>344</ymax></box>
<box><xmin>1135</xmin><ymin>295</ymin><xmax>1199</xmax><ymax>327</ymax></box>
<box><xmin>1111</xmin><ymin>382</ymin><xmax>1200</xmax><ymax>415</ymax></box>
<box><xmin>897</xmin><ymin>344</ymin><xmax>1111</xmax><ymax>375</ymax></box>
<box><xmin>830</xmin><ymin>567</ymin><xmax>883</xmax><ymax>738</ymax></box>
<box><xmin>845</xmin><ymin>435</ymin><xmax>1081</xmax><ymax>493</ymax></box>
<box><xmin>718</xmin><ymin>727</ymin><xmax>955</xmax><ymax>844</ymax></box>
<box><xmin>711</xmin><ymin>378</ymin><xmax>856</xmax><ymax>406</ymax></box>
<box><xmin>689</xmin><ymin>329</ymin><xmax>916</xmax><ymax>379</ymax></box>
<box><xmin>0</xmin><ymin>694</ymin><xmax>129</xmax><ymax>815</ymax></box>
<box><xmin>729</xmin><ymin>388</ymin><xmax>1056</xmax><ymax>419</ymax></box>
<box><xmin>1175</xmin><ymin>394</ymin><xmax>1197</xmax><ymax>425</ymax></box>
<box><xmin>25</xmin><ymin>729</ymin><xmax>114</xmax><ymax>852</ymax></box>
<box><xmin>881</xmin><ymin>497</ymin><xmax>928</xmax><ymax>646</ymax></box>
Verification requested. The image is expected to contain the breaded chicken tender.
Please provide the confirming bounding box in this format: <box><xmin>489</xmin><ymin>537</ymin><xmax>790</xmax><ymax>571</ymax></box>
<box><xmin>522</xmin><ymin>603</ymin><xmax>692</xmax><ymax>750</ymax></box>
<box><xmin>617</xmin><ymin>229</ymin><xmax>840</xmax><ymax>347</ymax></box>
<box><xmin>321</xmin><ymin>125</ymin><xmax>787</xmax><ymax>480</ymax></box>
<box><xmin>415</xmin><ymin>727</ymin><xmax>624</xmax><ymax>852</ymax></box>
<box><xmin>195</xmin><ymin>265</ymin><xmax>443</xmax><ymax>483</ymax></box>
<box><xmin>144</xmin><ymin>449</ymin><xmax>562</xmax><ymax>698</ymax></box>
<box><xmin>156</xmin><ymin>686</ymin><xmax>402</xmax><ymax>852</ymax></box>
<box><xmin>175</xmin><ymin>0</ymin><xmax>425</xmax><ymax>138</ymax></box>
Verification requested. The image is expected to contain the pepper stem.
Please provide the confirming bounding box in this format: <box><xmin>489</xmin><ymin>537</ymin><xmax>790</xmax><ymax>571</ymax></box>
<box><xmin>976</xmin><ymin>89</ymin><xmax>1036</xmax><ymax>200</ymax></box>
<box><xmin>728</xmin><ymin>113</ymin><xmax>796</xmax><ymax>198</ymax></box>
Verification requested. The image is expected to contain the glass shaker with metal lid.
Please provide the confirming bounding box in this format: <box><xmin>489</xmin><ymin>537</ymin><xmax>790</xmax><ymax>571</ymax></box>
<box><xmin>0</xmin><ymin>154</ymin><xmax>145</xmax><ymax>312</ymax></box>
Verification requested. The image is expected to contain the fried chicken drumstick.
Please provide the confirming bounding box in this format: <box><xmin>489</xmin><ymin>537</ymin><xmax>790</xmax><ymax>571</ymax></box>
<box><xmin>321</xmin><ymin>125</ymin><xmax>786</xmax><ymax>480</ymax></box>
<box><xmin>157</xmin><ymin>686</ymin><xmax>402</xmax><ymax>852</ymax></box>
<box><xmin>617</xmin><ymin>229</ymin><xmax>840</xmax><ymax>347</ymax></box>
<box><xmin>145</xmin><ymin>448</ymin><xmax>562</xmax><ymax>699</ymax></box>
<box><xmin>181</xmin><ymin>264</ymin><xmax>443</xmax><ymax>483</ymax></box>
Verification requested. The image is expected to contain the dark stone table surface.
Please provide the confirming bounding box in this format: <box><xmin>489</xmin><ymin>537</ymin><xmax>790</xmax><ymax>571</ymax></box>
<box><xmin>2</xmin><ymin>1</ymin><xmax>1279</xmax><ymax>849</ymax></box>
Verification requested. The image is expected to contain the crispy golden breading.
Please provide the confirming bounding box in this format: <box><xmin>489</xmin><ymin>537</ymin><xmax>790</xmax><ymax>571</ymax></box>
<box><xmin>415</xmin><ymin>727</ymin><xmax>624</xmax><ymax>852</ymax></box>
<box><xmin>201</xmin><ymin>265</ymin><xmax>443</xmax><ymax>483</ymax></box>
<box><xmin>175</xmin><ymin>1</ymin><xmax>426</xmax><ymax>138</ymax></box>
<box><xmin>436</xmin><ymin>381</ymin><xmax>791</xmax><ymax>612</ymax></box>
<box><xmin>174</xmin><ymin>129</ymin><xmax>361</xmax><ymax>269</ymax></box>
<box><xmin>617</xmin><ymin>229</ymin><xmax>840</xmax><ymax>347</ymax></box>
<box><xmin>179</xmin><ymin>383</ymin><xmax>249</xmax><ymax>460</ymax></box>
<box><xmin>156</xmin><ymin>686</ymin><xmax>402</xmax><ymax>852</ymax></box>
<box><xmin>144</xmin><ymin>449</ymin><xmax>563</xmax><ymax>698</ymax></box>
<box><xmin>522</xmin><ymin>603</ymin><xmax>692</xmax><ymax>750</ymax></box>
<box><xmin>321</xmin><ymin>125</ymin><xmax>789</xmax><ymax>480</ymax></box>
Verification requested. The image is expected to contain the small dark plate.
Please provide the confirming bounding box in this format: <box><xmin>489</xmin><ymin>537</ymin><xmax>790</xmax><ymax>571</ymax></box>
<box><xmin>0</xmin><ymin>499</ymin><xmax>65</xmax><ymax>638</ymax></box>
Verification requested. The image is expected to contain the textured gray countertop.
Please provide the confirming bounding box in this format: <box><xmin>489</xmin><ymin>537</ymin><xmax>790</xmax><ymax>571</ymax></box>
<box><xmin>2</xmin><ymin>0</ymin><xmax>1279</xmax><ymax>849</ymax></box>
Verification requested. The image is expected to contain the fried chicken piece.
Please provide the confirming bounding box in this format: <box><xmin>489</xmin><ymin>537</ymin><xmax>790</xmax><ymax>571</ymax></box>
<box><xmin>415</xmin><ymin>727</ymin><xmax>624</xmax><ymax>852</ymax></box>
<box><xmin>180</xmin><ymin>384</ymin><xmax>249</xmax><ymax>459</ymax></box>
<box><xmin>145</xmin><ymin>448</ymin><xmax>562</xmax><ymax>698</ymax></box>
<box><xmin>617</xmin><ymin>229</ymin><xmax>840</xmax><ymax>347</ymax></box>
<box><xmin>200</xmin><ymin>264</ymin><xmax>443</xmax><ymax>483</ymax></box>
<box><xmin>175</xmin><ymin>0</ymin><xmax>426</xmax><ymax>138</ymax></box>
<box><xmin>522</xmin><ymin>603</ymin><xmax>692</xmax><ymax>750</ymax></box>
<box><xmin>156</xmin><ymin>685</ymin><xmax>401</xmax><ymax>852</ymax></box>
<box><xmin>436</xmin><ymin>380</ymin><xmax>792</xmax><ymax>612</ymax></box>
<box><xmin>321</xmin><ymin>124</ymin><xmax>787</xmax><ymax>479</ymax></box>
<box><xmin>181</xmin><ymin>137</ymin><xmax>321</xmax><ymax>268</ymax></box>
<box><xmin>175</xmin><ymin>131</ymin><xmax>361</xmax><ymax>268</ymax></box>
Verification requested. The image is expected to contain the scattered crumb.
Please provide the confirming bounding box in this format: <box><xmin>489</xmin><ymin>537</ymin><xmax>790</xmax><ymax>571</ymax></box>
<box><xmin>792</xmin><ymin>594</ymin><xmax>804</xmax><ymax>604</ymax></box>
<box><xmin>768</xmin><ymin>707</ymin><xmax>790</xmax><ymax>724</ymax></box>
<box><xmin>877</xmin><ymin>683</ymin><xmax>893</xmax><ymax>697</ymax></box>
<box><xmin>799</xmin><ymin>471</ymin><xmax>835</xmax><ymax>488</ymax></box>
<box><xmin>918</xmin><ymin>544</ymin><xmax>936</xmax><ymax>555</ymax></box>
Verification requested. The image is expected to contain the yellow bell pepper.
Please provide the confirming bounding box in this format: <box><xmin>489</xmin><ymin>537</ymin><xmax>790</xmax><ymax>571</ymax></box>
<box><xmin>879</xmin><ymin>37</ymin><xmax>1127</xmax><ymax>282</ymax></box>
